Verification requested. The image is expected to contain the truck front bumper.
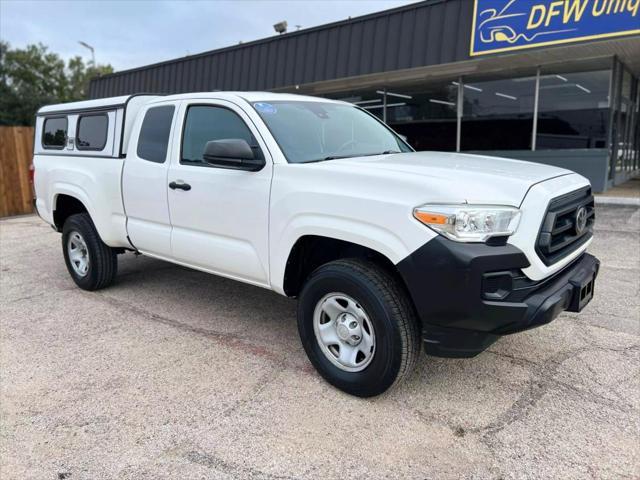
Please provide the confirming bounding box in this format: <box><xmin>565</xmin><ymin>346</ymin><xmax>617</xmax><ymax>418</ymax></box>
<box><xmin>396</xmin><ymin>236</ymin><xmax>599</xmax><ymax>358</ymax></box>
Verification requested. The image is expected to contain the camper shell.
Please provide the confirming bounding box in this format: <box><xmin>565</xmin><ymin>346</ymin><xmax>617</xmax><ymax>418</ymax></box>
<box><xmin>35</xmin><ymin>94</ymin><xmax>160</xmax><ymax>158</ymax></box>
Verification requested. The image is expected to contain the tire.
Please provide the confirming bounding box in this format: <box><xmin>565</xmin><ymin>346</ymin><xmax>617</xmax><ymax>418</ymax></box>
<box><xmin>61</xmin><ymin>213</ymin><xmax>118</xmax><ymax>291</ymax></box>
<box><xmin>297</xmin><ymin>258</ymin><xmax>420</xmax><ymax>397</ymax></box>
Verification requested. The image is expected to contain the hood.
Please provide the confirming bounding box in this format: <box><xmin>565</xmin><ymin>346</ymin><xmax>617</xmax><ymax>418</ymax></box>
<box><xmin>310</xmin><ymin>151</ymin><xmax>573</xmax><ymax>206</ymax></box>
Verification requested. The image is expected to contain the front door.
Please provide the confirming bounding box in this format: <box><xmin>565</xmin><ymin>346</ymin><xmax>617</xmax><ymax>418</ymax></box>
<box><xmin>167</xmin><ymin>99</ymin><xmax>272</xmax><ymax>287</ymax></box>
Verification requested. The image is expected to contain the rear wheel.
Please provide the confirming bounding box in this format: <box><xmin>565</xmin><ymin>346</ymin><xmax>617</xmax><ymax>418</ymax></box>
<box><xmin>62</xmin><ymin>213</ymin><xmax>117</xmax><ymax>291</ymax></box>
<box><xmin>297</xmin><ymin>258</ymin><xmax>420</xmax><ymax>397</ymax></box>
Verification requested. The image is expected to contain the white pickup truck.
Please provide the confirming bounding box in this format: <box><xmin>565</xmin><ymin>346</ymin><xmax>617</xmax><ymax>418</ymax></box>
<box><xmin>33</xmin><ymin>92</ymin><xmax>599</xmax><ymax>396</ymax></box>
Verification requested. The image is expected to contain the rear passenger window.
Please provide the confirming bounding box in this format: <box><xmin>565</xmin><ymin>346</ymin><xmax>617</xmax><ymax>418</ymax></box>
<box><xmin>76</xmin><ymin>114</ymin><xmax>108</xmax><ymax>150</ymax></box>
<box><xmin>42</xmin><ymin>117</ymin><xmax>67</xmax><ymax>149</ymax></box>
<box><xmin>137</xmin><ymin>106</ymin><xmax>175</xmax><ymax>163</ymax></box>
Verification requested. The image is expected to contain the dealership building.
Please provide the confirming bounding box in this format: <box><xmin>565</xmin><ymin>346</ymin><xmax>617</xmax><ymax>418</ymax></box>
<box><xmin>89</xmin><ymin>0</ymin><xmax>640</xmax><ymax>192</ymax></box>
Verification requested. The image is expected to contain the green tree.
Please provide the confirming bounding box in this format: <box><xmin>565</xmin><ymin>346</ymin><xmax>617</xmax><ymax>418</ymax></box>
<box><xmin>0</xmin><ymin>41</ymin><xmax>113</xmax><ymax>126</ymax></box>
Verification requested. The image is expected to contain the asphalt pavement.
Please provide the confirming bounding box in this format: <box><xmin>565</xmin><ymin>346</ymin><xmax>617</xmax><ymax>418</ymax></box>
<box><xmin>1</xmin><ymin>206</ymin><xmax>638</xmax><ymax>479</ymax></box>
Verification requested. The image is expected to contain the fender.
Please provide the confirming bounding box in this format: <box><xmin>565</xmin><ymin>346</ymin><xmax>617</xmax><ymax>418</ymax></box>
<box><xmin>51</xmin><ymin>182</ymin><xmax>129</xmax><ymax>248</ymax></box>
<box><xmin>270</xmin><ymin>213</ymin><xmax>436</xmax><ymax>295</ymax></box>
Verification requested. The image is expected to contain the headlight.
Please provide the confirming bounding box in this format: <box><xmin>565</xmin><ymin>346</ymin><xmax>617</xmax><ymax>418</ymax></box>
<box><xmin>413</xmin><ymin>204</ymin><xmax>521</xmax><ymax>243</ymax></box>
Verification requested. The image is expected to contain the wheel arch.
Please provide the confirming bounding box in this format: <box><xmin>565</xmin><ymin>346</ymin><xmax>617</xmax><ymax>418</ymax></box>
<box><xmin>53</xmin><ymin>193</ymin><xmax>90</xmax><ymax>232</ymax></box>
<box><xmin>49</xmin><ymin>182</ymin><xmax>128</xmax><ymax>248</ymax></box>
<box><xmin>281</xmin><ymin>234</ymin><xmax>411</xmax><ymax>300</ymax></box>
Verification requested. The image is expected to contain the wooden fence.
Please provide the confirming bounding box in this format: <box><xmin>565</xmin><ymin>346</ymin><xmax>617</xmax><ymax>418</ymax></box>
<box><xmin>0</xmin><ymin>126</ymin><xmax>34</xmax><ymax>217</ymax></box>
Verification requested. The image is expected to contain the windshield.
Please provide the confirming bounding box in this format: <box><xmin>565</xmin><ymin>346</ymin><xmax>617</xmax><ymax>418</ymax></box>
<box><xmin>251</xmin><ymin>101</ymin><xmax>412</xmax><ymax>163</ymax></box>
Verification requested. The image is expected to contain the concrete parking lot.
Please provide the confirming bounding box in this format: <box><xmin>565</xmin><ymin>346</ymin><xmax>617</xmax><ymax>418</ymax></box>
<box><xmin>1</xmin><ymin>206</ymin><xmax>638</xmax><ymax>479</ymax></box>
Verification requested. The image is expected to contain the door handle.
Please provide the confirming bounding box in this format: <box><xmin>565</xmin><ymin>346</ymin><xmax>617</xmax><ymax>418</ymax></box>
<box><xmin>169</xmin><ymin>180</ymin><xmax>191</xmax><ymax>191</ymax></box>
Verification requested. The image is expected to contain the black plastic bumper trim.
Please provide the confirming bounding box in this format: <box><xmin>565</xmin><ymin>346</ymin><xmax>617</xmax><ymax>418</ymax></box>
<box><xmin>396</xmin><ymin>236</ymin><xmax>599</xmax><ymax>358</ymax></box>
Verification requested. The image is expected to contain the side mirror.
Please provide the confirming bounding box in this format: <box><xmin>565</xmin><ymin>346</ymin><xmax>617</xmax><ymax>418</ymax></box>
<box><xmin>202</xmin><ymin>139</ymin><xmax>265</xmax><ymax>172</ymax></box>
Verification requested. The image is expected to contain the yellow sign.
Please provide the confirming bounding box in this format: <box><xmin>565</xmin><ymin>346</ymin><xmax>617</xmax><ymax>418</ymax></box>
<box><xmin>470</xmin><ymin>0</ymin><xmax>640</xmax><ymax>56</ymax></box>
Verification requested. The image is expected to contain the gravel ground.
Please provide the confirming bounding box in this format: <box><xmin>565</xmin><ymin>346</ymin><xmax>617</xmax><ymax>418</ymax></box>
<box><xmin>1</xmin><ymin>206</ymin><xmax>638</xmax><ymax>480</ymax></box>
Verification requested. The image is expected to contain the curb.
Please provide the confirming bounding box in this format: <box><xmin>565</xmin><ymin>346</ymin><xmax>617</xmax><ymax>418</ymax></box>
<box><xmin>594</xmin><ymin>196</ymin><xmax>640</xmax><ymax>207</ymax></box>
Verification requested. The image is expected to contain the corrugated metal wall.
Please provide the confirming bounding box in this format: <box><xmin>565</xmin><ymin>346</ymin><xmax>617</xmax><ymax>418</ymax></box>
<box><xmin>89</xmin><ymin>0</ymin><xmax>473</xmax><ymax>99</ymax></box>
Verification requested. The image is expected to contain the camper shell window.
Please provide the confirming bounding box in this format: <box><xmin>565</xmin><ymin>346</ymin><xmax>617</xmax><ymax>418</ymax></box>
<box><xmin>42</xmin><ymin>117</ymin><xmax>68</xmax><ymax>149</ymax></box>
<box><xmin>76</xmin><ymin>113</ymin><xmax>109</xmax><ymax>151</ymax></box>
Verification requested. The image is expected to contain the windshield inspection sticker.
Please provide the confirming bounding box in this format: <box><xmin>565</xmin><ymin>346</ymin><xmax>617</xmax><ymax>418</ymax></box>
<box><xmin>254</xmin><ymin>102</ymin><xmax>277</xmax><ymax>114</ymax></box>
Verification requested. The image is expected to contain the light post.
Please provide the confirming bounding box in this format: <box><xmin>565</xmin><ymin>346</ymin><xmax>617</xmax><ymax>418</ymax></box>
<box><xmin>78</xmin><ymin>41</ymin><xmax>95</xmax><ymax>66</ymax></box>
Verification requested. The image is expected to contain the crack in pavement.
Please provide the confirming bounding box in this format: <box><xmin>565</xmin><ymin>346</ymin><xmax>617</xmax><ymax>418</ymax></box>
<box><xmin>475</xmin><ymin>345</ymin><xmax>639</xmax><ymax>440</ymax></box>
<box><xmin>403</xmin><ymin>343</ymin><xmax>639</xmax><ymax>449</ymax></box>
<box><xmin>575</xmin><ymin>306</ymin><xmax>640</xmax><ymax>323</ymax></box>
<box><xmin>221</xmin><ymin>364</ymin><xmax>286</xmax><ymax>418</ymax></box>
<box><xmin>559</xmin><ymin>315</ymin><xmax>640</xmax><ymax>336</ymax></box>
<box><xmin>183</xmin><ymin>449</ymin><xmax>302</xmax><ymax>480</ymax></box>
<box><xmin>90</xmin><ymin>291</ymin><xmax>315</xmax><ymax>376</ymax></box>
<box><xmin>2</xmin><ymin>287</ymin><xmax>77</xmax><ymax>305</ymax></box>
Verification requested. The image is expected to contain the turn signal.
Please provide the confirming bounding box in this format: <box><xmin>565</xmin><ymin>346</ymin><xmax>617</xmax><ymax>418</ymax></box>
<box><xmin>413</xmin><ymin>211</ymin><xmax>449</xmax><ymax>225</ymax></box>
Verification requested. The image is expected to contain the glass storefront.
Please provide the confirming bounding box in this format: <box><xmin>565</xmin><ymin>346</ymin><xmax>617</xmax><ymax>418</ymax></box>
<box><xmin>461</xmin><ymin>76</ymin><xmax>536</xmax><ymax>151</ymax></box>
<box><xmin>609</xmin><ymin>61</ymin><xmax>640</xmax><ymax>181</ymax></box>
<box><xmin>331</xmin><ymin>84</ymin><xmax>458</xmax><ymax>151</ymax></box>
<box><xmin>385</xmin><ymin>84</ymin><xmax>458</xmax><ymax>151</ymax></box>
<box><xmin>329</xmin><ymin>58</ymin><xmax>639</xmax><ymax>187</ymax></box>
<box><xmin>332</xmin><ymin>90</ymin><xmax>385</xmax><ymax>121</ymax></box>
<box><xmin>537</xmin><ymin>70</ymin><xmax>610</xmax><ymax>150</ymax></box>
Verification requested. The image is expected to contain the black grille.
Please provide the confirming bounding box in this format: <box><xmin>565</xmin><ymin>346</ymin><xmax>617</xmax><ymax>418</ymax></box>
<box><xmin>536</xmin><ymin>187</ymin><xmax>595</xmax><ymax>266</ymax></box>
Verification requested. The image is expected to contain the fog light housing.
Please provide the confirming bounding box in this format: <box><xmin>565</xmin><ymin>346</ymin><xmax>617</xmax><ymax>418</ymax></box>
<box><xmin>482</xmin><ymin>271</ymin><xmax>514</xmax><ymax>300</ymax></box>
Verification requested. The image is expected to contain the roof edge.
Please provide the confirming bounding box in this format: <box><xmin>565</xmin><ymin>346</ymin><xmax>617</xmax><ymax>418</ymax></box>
<box><xmin>37</xmin><ymin>93</ymin><xmax>160</xmax><ymax>115</ymax></box>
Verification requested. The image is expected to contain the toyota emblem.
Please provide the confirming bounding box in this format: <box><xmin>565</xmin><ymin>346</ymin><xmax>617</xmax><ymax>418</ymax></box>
<box><xmin>575</xmin><ymin>207</ymin><xmax>588</xmax><ymax>234</ymax></box>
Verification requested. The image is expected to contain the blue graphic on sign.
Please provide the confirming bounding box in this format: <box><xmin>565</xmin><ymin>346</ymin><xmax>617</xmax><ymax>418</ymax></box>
<box><xmin>471</xmin><ymin>0</ymin><xmax>640</xmax><ymax>56</ymax></box>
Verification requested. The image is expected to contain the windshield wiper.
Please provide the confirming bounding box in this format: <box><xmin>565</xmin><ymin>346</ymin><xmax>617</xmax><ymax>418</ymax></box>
<box><xmin>363</xmin><ymin>150</ymin><xmax>401</xmax><ymax>156</ymax></box>
<box><xmin>303</xmin><ymin>155</ymin><xmax>355</xmax><ymax>163</ymax></box>
<box><xmin>304</xmin><ymin>150</ymin><xmax>402</xmax><ymax>164</ymax></box>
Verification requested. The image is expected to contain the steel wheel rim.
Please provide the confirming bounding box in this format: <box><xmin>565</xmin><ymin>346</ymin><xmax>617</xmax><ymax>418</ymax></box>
<box><xmin>67</xmin><ymin>231</ymin><xmax>90</xmax><ymax>277</ymax></box>
<box><xmin>313</xmin><ymin>293</ymin><xmax>376</xmax><ymax>372</ymax></box>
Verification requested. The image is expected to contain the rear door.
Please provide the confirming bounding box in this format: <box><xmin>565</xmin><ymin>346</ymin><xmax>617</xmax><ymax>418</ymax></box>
<box><xmin>166</xmin><ymin>99</ymin><xmax>273</xmax><ymax>287</ymax></box>
<box><xmin>122</xmin><ymin>101</ymin><xmax>178</xmax><ymax>256</ymax></box>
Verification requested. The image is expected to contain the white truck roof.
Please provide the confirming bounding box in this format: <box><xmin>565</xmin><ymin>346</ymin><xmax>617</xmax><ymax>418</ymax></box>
<box><xmin>35</xmin><ymin>92</ymin><xmax>347</xmax><ymax>156</ymax></box>
<box><xmin>143</xmin><ymin>91</ymin><xmax>346</xmax><ymax>105</ymax></box>
<box><xmin>37</xmin><ymin>95</ymin><xmax>161</xmax><ymax>115</ymax></box>
<box><xmin>37</xmin><ymin>92</ymin><xmax>344</xmax><ymax>115</ymax></box>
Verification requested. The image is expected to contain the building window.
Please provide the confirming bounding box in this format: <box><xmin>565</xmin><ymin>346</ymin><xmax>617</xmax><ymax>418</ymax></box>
<box><xmin>42</xmin><ymin>117</ymin><xmax>67</xmax><ymax>149</ymax></box>
<box><xmin>333</xmin><ymin>86</ymin><xmax>458</xmax><ymax>151</ymax></box>
<box><xmin>76</xmin><ymin>114</ymin><xmax>108</xmax><ymax>151</ymax></box>
<box><xmin>536</xmin><ymin>70</ymin><xmax>610</xmax><ymax>150</ymax></box>
<box><xmin>632</xmin><ymin>77</ymin><xmax>640</xmax><ymax>172</ymax></box>
<box><xmin>137</xmin><ymin>105</ymin><xmax>175</xmax><ymax>163</ymax></box>
<box><xmin>331</xmin><ymin>91</ymin><xmax>385</xmax><ymax>121</ymax></box>
<box><xmin>461</xmin><ymin>76</ymin><xmax>536</xmax><ymax>151</ymax></box>
<box><xmin>386</xmin><ymin>84</ymin><xmax>458</xmax><ymax>152</ymax></box>
<box><xmin>615</xmin><ymin>69</ymin><xmax>637</xmax><ymax>174</ymax></box>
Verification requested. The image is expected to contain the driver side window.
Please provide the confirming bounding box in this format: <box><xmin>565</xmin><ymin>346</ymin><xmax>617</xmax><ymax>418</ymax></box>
<box><xmin>181</xmin><ymin>105</ymin><xmax>260</xmax><ymax>165</ymax></box>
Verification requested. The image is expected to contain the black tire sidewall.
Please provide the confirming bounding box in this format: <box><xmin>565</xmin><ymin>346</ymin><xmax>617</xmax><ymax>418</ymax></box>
<box><xmin>61</xmin><ymin>214</ymin><xmax>105</xmax><ymax>290</ymax></box>
<box><xmin>298</xmin><ymin>265</ymin><xmax>405</xmax><ymax>397</ymax></box>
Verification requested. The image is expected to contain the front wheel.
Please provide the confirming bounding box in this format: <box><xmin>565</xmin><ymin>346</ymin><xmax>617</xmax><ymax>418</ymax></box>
<box><xmin>62</xmin><ymin>213</ymin><xmax>118</xmax><ymax>291</ymax></box>
<box><xmin>297</xmin><ymin>259</ymin><xmax>420</xmax><ymax>397</ymax></box>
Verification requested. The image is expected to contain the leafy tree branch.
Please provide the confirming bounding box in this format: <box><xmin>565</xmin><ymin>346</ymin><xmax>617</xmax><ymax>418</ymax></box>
<box><xmin>0</xmin><ymin>41</ymin><xmax>113</xmax><ymax>126</ymax></box>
